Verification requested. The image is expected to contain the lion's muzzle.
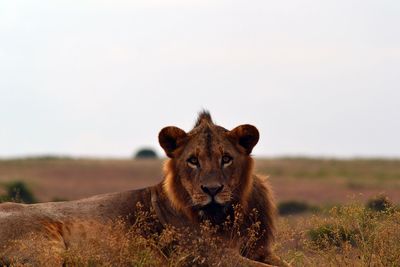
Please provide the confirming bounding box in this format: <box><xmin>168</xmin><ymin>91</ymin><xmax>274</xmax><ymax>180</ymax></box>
<box><xmin>200</xmin><ymin>184</ymin><xmax>224</xmax><ymax>197</ymax></box>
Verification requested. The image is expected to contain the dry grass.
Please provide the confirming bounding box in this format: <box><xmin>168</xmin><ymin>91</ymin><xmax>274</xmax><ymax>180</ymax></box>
<box><xmin>3</xmin><ymin>202</ymin><xmax>400</xmax><ymax>266</ymax></box>
<box><xmin>275</xmin><ymin>203</ymin><xmax>400</xmax><ymax>266</ymax></box>
<box><xmin>3</xmin><ymin>204</ymin><xmax>271</xmax><ymax>267</ymax></box>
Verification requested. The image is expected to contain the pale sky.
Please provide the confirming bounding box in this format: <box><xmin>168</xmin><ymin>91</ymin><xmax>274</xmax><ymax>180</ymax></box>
<box><xmin>0</xmin><ymin>0</ymin><xmax>399</xmax><ymax>158</ymax></box>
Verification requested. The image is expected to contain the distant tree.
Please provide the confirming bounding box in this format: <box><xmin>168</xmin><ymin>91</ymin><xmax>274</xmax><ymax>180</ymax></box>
<box><xmin>134</xmin><ymin>148</ymin><xmax>158</xmax><ymax>159</ymax></box>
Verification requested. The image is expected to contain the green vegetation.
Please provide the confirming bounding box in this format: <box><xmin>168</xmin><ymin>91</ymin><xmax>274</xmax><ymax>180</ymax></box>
<box><xmin>0</xmin><ymin>181</ymin><xmax>36</xmax><ymax>203</ymax></box>
<box><xmin>308</xmin><ymin>224</ymin><xmax>357</xmax><ymax>248</ymax></box>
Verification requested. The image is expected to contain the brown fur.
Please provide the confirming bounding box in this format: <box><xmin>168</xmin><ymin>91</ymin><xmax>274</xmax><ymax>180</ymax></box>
<box><xmin>0</xmin><ymin>111</ymin><xmax>286</xmax><ymax>266</ymax></box>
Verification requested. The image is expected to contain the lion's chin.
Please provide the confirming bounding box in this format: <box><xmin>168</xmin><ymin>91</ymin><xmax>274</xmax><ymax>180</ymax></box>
<box><xmin>195</xmin><ymin>196</ymin><xmax>227</xmax><ymax>206</ymax></box>
<box><xmin>194</xmin><ymin>201</ymin><xmax>233</xmax><ymax>225</ymax></box>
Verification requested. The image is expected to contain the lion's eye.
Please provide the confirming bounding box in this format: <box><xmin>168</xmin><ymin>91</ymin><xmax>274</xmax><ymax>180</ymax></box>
<box><xmin>187</xmin><ymin>156</ymin><xmax>199</xmax><ymax>168</ymax></box>
<box><xmin>222</xmin><ymin>155</ymin><xmax>233</xmax><ymax>166</ymax></box>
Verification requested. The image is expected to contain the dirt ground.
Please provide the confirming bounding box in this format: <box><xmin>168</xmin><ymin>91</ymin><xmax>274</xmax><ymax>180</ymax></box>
<box><xmin>0</xmin><ymin>158</ymin><xmax>399</xmax><ymax>205</ymax></box>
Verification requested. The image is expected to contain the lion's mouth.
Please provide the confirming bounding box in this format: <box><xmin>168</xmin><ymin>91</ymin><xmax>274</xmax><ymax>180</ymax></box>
<box><xmin>194</xmin><ymin>201</ymin><xmax>233</xmax><ymax>225</ymax></box>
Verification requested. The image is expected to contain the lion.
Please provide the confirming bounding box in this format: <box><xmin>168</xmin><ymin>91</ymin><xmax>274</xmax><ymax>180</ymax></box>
<box><xmin>0</xmin><ymin>111</ymin><xmax>286</xmax><ymax>266</ymax></box>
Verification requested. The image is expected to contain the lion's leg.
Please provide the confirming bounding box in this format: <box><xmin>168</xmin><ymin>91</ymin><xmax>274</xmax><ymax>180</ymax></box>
<box><xmin>2</xmin><ymin>232</ymin><xmax>66</xmax><ymax>266</ymax></box>
<box><xmin>237</xmin><ymin>254</ymin><xmax>276</xmax><ymax>267</ymax></box>
<box><xmin>237</xmin><ymin>232</ymin><xmax>289</xmax><ymax>266</ymax></box>
<box><xmin>263</xmin><ymin>253</ymin><xmax>290</xmax><ymax>267</ymax></box>
<box><xmin>253</xmin><ymin>251</ymin><xmax>290</xmax><ymax>267</ymax></box>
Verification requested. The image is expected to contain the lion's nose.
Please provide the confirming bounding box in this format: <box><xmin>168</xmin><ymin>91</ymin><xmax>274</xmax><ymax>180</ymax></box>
<box><xmin>201</xmin><ymin>184</ymin><xmax>224</xmax><ymax>197</ymax></box>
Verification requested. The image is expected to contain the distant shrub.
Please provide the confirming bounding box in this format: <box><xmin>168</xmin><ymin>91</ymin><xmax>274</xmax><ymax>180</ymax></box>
<box><xmin>2</xmin><ymin>181</ymin><xmax>37</xmax><ymax>204</ymax></box>
<box><xmin>52</xmin><ymin>197</ymin><xmax>68</xmax><ymax>202</ymax></box>
<box><xmin>134</xmin><ymin>148</ymin><xmax>158</xmax><ymax>159</ymax></box>
<box><xmin>278</xmin><ymin>200</ymin><xmax>317</xmax><ymax>215</ymax></box>
<box><xmin>366</xmin><ymin>194</ymin><xmax>393</xmax><ymax>212</ymax></box>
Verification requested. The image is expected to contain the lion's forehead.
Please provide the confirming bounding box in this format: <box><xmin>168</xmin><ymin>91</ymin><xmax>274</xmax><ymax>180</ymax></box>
<box><xmin>186</xmin><ymin>126</ymin><xmax>233</xmax><ymax>158</ymax></box>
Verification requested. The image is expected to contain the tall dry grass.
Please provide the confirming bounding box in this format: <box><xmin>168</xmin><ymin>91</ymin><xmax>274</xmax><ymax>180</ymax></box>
<box><xmin>3</xmin><ymin>202</ymin><xmax>399</xmax><ymax>266</ymax></box>
<box><xmin>3</xmin><ymin>204</ymin><xmax>265</xmax><ymax>267</ymax></box>
<box><xmin>276</xmin><ymin>203</ymin><xmax>400</xmax><ymax>266</ymax></box>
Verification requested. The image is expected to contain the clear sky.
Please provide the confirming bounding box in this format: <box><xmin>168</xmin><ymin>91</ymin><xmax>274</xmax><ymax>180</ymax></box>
<box><xmin>0</xmin><ymin>0</ymin><xmax>399</xmax><ymax>158</ymax></box>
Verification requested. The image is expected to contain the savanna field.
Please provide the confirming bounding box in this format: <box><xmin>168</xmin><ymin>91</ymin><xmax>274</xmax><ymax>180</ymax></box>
<box><xmin>1</xmin><ymin>157</ymin><xmax>400</xmax><ymax>266</ymax></box>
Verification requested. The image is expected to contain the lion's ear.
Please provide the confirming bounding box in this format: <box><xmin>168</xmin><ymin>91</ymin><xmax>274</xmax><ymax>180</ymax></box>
<box><xmin>228</xmin><ymin>124</ymin><xmax>259</xmax><ymax>155</ymax></box>
<box><xmin>158</xmin><ymin>126</ymin><xmax>187</xmax><ymax>158</ymax></box>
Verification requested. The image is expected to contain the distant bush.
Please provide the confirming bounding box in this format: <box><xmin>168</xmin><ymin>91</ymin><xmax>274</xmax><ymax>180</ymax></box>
<box><xmin>366</xmin><ymin>194</ymin><xmax>393</xmax><ymax>212</ymax></box>
<box><xmin>134</xmin><ymin>148</ymin><xmax>158</xmax><ymax>159</ymax></box>
<box><xmin>52</xmin><ymin>197</ymin><xmax>68</xmax><ymax>202</ymax></box>
<box><xmin>1</xmin><ymin>181</ymin><xmax>37</xmax><ymax>204</ymax></box>
<box><xmin>278</xmin><ymin>200</ymin><xmax>317</xmax><ymax>215</ymax></box>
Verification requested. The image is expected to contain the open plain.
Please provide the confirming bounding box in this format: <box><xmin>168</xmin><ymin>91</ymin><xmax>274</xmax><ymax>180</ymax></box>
<box><xmin>1</xmin><ymin>157</ymin><xmax>399</xmax><ymax>266</ymax></box>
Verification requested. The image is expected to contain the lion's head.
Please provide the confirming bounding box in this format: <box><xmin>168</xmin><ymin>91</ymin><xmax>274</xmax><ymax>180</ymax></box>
<box><xmin>159</xmin><ymin>111</ymin><xmax>259</xmax><ymax>224</ymax></box>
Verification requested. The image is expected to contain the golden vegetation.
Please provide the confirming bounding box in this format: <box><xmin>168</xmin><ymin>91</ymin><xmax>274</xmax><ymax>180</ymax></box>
<box><xmin>2</xmin><ymin>201</ymin><xmax>399</xmax><ymax>266</ymax></box>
